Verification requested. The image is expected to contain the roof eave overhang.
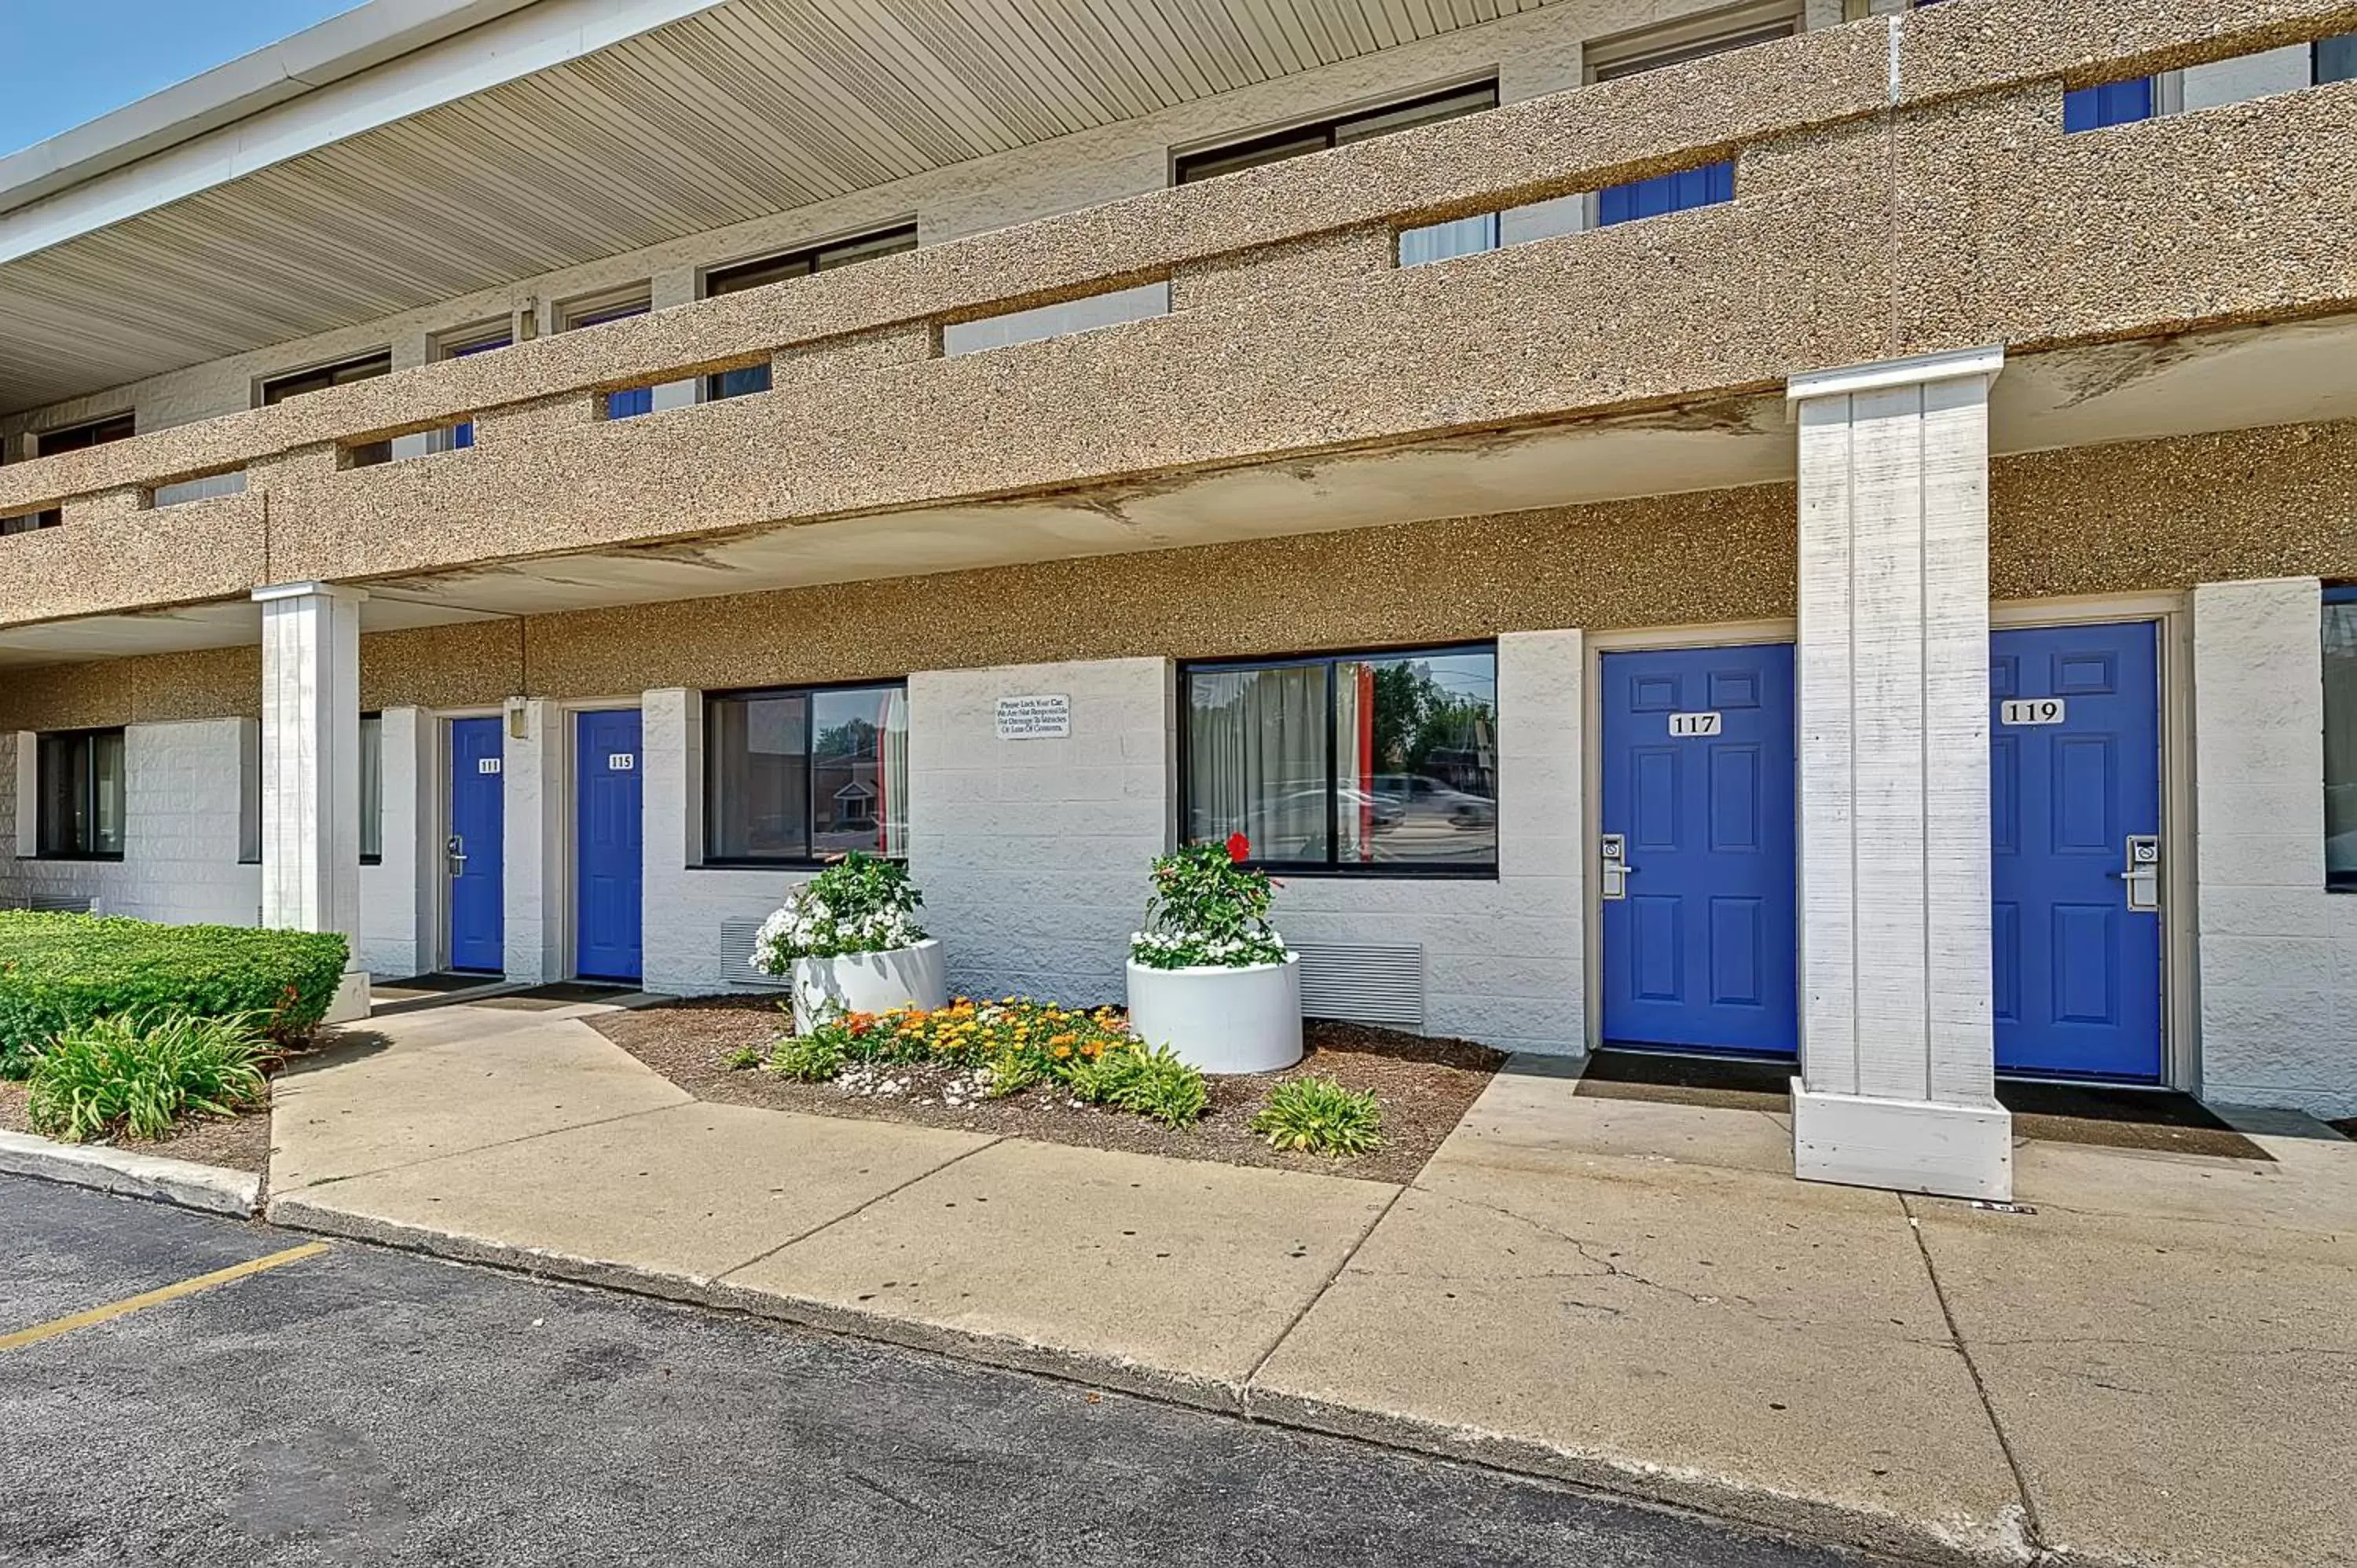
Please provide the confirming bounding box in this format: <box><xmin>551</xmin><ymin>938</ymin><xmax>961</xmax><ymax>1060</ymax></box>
<box><xmin>0</xmin><ymin>0</ymin><xmax>728</xmax><ymax>262</ymax></box>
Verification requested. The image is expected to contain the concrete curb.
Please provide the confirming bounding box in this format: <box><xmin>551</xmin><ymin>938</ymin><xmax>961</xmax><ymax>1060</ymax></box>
<box><xmin>0</xmin><ymin>1129</ymin><xmax>261</xmax><ymax>1217</ymax></box>
<box><xmin>266</xmin><ymin>1192</ymin><xmax>2041</xmax><ymax>1568</ymax></box>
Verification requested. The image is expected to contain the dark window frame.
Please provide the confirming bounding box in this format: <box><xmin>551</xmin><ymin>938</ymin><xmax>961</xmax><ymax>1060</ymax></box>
<box><xmin>262</xmin><ymin>350</ymin><xmax>394</xmax><ymax>467</ymax></box>
<box><xmin>1178</xmin><ymin>641</ymin><xmax>1501</xmax><ymax>881</ymax></box>
<box><xmin>13</xmin><ymin>412</ymin><xmax>137</xmax><ymax>530</ymax></box>
<box><xmin>2322</xmin><ymin>585</ymin><xmax>2357</xmax><ymax>891</ymax></box>
<box><xmin>360</xmin><ymin>711</ymin><xmax>385</xmax><ymax>866</ymax></box>
<box><xmin>701</xmin><ymin>678</ymin><xmax>908</xmax><ymax>868</ymax></box>
<box><xmin>701</xmin><ymin>223</ymin><xmax>919</xmax><ymax>400</ymax></box>
<box><xmin>35</xmin><ymin>726</ymin><xmax>127</xmax><ymax>862</ymax></box>
<box><xmin>1174</xmin><ymin>80</ymin><xmax>1498</xmax><ymax>185</ymax></box>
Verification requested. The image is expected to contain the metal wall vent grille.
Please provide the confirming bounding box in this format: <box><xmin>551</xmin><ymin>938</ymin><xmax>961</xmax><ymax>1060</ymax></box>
<box><xmin>718</xmin><ymin>916</ymin><xmax>790</xmax><ymax>990</ymax></box>
<box><xmin>9</xmin><ymin>893</ymin><xmax>98</xmax><ymax>914</ymax></box>
<box><xmin>1292</xmin><ymin>943</ymin><xmax>1425</xmax><ymax>1028</ymax></box>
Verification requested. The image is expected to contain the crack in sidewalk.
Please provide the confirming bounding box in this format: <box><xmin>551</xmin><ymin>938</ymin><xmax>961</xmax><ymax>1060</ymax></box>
<box><xmin>711</xmin><ymin>1138</ymin><xmax>1006</xmax><ymax>1284</ymax></box>
<box><xmin>1901</xmin><ymin>1193</ymin><xmax>2050</xmax><ymax>1563</ymax></box>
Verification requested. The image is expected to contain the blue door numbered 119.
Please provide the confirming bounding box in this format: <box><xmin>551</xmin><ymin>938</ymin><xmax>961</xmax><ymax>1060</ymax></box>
<box><xmin>574</xmin><ymin>709</ymin><xmax>644</xmax><ymax>984</ymax></box>
<box><xmin>1600</xmin><ymin>644</ymin><xmax>1798</xmax><ymax>1057</ymax></box>
<box><xmin>446</xmin><ymin>716</ymin><xmax>505</xmax><ymax>973</ymax></box>
<box><xmin>1990</xmin><ymin>623</ymin><xmax>2165</xmax><ymax>1082</ymax></box>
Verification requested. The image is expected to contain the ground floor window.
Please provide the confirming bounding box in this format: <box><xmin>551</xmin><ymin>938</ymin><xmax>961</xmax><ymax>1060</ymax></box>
<box><xmin>704</xmin><ymin>683</ymin><xmax>908</xmax><ymax>865</ymax></box>
<box><xmin>37</xmin><ymin>727</ymin><xmax>126</xmax><ymax>859</ymax></box>
<box><xmin>1181</xmin><ymin>646</ymin><xmax>1499</xmax><ymax>873</ymax></box>
<box><xmin>360</xmin><ymin>713</ymin><xmax>384</xmax><ymax>864</ymax></box>
<box><xmin>2323</xmin><ymin>588</ymin><xmax>2357</xmax><ymax>888</ymax></box>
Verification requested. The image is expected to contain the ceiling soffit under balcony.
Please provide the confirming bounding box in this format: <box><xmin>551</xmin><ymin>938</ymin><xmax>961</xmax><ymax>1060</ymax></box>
<box><xmin>0</xmin><ymin>0</ymin><xmax>1567</xmax><ymax>416</ymax></box>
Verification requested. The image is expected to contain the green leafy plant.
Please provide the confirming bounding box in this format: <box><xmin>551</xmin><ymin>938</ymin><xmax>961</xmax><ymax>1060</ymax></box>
<box><xmin>1129</xmin><ymin>837</ymin><xmax>1288</xmax><ymax>970</ymax></box>
<box><xmin>1070</xmin><ymin>1041</ymin><xmax>1212</xmax><ymax>1127</ymax></box>
<box><xmin>767</xmin><ymin>1032</ymin><xmax>845</xmax><ymax>1082</ymax></box>
<box><xmin>751</xmin><ymin>852</ymin><xmax>927</xmax><ymax>972</ymax></box>
<box><xmin>25</xmin><ymin>1011</ymin><xmax>272</xmax><ymax>1144</ymax></box>
<box><xmin>1251</xmin><ymin>1076</ymin><xmax>1384</xmax><ymax>1156</ymax></box>
<box><xmin>0</xmin><ymin>913</ymin><xmax>348</xmax><ymax>1079</ymax></box>
<box><xmin>722</xmin><ymin>1040</ymin><xmax>766</xmax><ymax>1071</ymax></box>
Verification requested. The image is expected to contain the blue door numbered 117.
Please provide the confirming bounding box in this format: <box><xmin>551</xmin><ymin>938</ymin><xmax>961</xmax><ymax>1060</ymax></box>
<box><xmin>1600</xmin><ymin>644</ymin><xmax>1798</xmax><ymax>1057</ymax></box>
<box><xmin>574</xmin><ymin>709</ymin><xmax>644</xmax><ymax>984</ymax></box>
<box><xmin>1990</xmin><ymin>623</ymin><xmax>2165</xmax><ymax>1082</ymax></box>
<box><xmin>446</xmin><ymin>717</ymin><xmax>505</xmax><ymax>973</ymax></box>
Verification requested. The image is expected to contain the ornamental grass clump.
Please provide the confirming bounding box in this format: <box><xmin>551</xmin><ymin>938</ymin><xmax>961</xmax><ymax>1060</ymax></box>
<box><xmin>1128</xmin><ymin>834</ymin><xmax>1288</xmax><ymax>970</ymax></box>
<box><xmin>25</xmin><ymin>1011</ymin><xmax>273</xmax><ymax>1145</ymax></box>
<box><xmin>770</xmin><ymin>997</ymin><xmax>1211</xmax><ymax>1127</ymax></box>
<box><xmin>751</xmin><ymin>852</ymin><xmax>926</xmax><ymax>974</ymax></box>
<box><xmin>1251</xmin><ymin>1076</ymin><xmax>1384</xmax><ymax>1157</ymax></box>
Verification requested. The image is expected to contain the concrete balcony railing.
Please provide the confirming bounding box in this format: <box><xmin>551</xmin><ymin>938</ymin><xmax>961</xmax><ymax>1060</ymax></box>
<box><xmin>2</xmin><ymin>0</ymin><xmax>2355</xmax><ymax>630</ymax></box>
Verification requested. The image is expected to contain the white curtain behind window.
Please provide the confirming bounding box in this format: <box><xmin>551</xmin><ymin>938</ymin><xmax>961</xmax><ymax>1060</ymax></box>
<box><xmin>1187</xmin><ymin>666</ymin><xmax>1328</xmax><ymax>860</ymax></box>
<box><xmin>878</xmin><ymin>687</ymin><xmax>910</xmax><ymax>859</ymax></box>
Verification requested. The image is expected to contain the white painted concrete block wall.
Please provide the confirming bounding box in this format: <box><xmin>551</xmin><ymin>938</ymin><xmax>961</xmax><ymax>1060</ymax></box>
<box><xmin>2192</xmin><ymin>577</ymin><xmax>2357</xmax><ymax>1117</ymax></box>
<box><xmin>354</xmin><ymin>708</ymin><xmax>428</xmax><ymax>978</ymax></box>
<box><xmin>907</xmin><ymin>658</ymin><xmax>1172</xmax><ymax>1006</ymax></box>
<box><xmin>1271</xmin><ymin>631</ymin><xmax>1585</xmax><ymax>1055</ymax></box>
<box><xmin>0</xmin><ymin>720</ymin><xmax>259</xmax><ymax>925</ymax></box>
<box><xmin>640</xmin><ymin>688</ymin><xmax>805</xmax><ymax>995</ymax></box>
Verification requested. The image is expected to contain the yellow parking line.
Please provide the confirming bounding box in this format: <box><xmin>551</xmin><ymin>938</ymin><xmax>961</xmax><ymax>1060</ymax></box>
<box><xmin>0</xmin><ymin>1241</ymin><xmax>331</xmax><ymax>1354</ymax></box>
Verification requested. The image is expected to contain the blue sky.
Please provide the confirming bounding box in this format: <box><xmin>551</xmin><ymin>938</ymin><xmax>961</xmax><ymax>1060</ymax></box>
<box><xmin>0</xmin><ymin>1</ymin><xmax>365</xmax><ymax>156</ymax></box>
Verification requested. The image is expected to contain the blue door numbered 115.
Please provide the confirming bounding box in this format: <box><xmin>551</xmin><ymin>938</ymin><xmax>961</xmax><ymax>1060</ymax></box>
<box><xmin>1600</xmin><ymin>644</ymin><xmax>1798</xmax><ymax>1057</ymax></box>
<box><xmin>446</xmin><ymin>717</ymin><xmax>505</xmax><ymax>973</ymax></box>
<box><xmin>1990</xmin><ymin>623</ymin><xmax>2165</xmax><ymax>1082</ymax></box>
<box><xmin>574</xmin><ymin>709</ymin><xmax>644</xmax><ymax>984</ymax></box>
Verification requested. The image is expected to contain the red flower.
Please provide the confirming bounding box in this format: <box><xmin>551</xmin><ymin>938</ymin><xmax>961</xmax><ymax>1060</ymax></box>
<box><xmin>1226</xmin><ymin>833</ymin><xmax>1250</xmax><ymax>863</ymax></box>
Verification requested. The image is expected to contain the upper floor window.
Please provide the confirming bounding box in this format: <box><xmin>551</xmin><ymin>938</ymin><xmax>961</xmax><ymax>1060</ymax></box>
<box><xmin>2321</xmin><ymin>35</ymin><xmax>2357</xmax><ymax>84</ymax></box>
<box><xmin>1584</xmin><ymin>11</ymin><xmax>1793</xmax><ymax>223</ymax></box>
<box><xmin>1182</xmin><ymin>646</ymin><xmax>1499</xmax><ymax>874</ymax></box>
<box><xmin>37</xmin><ymin>727</ymin><xmax>126</xmax><ymax>860</ymax></box>
<box><xmin>9</xmin><ymin>412</ymin><xmax>136</xmax><ymax>531</ymax></box>
<box><xmin>434</xmin><ymin>324</ymin><xmax>512</xmax><ymax>451</ymax></box>
<box><xmin>1175</xmin><ymin>81</ymin><xmax>1497</xmax><ymax>185</ymax></box>
<box><xmin>704</xmin><ymin>683</ymin><xmax>908</xmax><ymax>866</ymax></box>
<box><xmin>561</xmin><ymin>288</ymin><xmax>655</xmax><ymax>419</ymax></box>
<box><xmin>263</xmin><ymin>350</ymin><xmax>393</xmax><ymax>466</ymax></box>
<box><xmin>704</xmin><ymin>224</ymin><xmax>918</xmax><ymax>400</ymax></box>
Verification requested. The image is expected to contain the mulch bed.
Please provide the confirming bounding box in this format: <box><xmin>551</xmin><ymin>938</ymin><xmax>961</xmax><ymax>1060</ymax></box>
<box><xmin>0</xmin><ymin>1078</ymin><xmax>273</xmax><ymax>1174</ymax></box>
<box><xmin>590</xmin><ymin>998</ymin><xmax>1502</xmax><ymax>1185</ymax></box>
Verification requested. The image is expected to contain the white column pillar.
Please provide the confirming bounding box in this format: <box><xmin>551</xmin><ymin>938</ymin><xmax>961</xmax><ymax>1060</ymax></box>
<box><xmin>504</xmin><ymin>698</ymin><xmax>560</xmax><ymax>984</ymax></box>
<box><xmin>254</xmin><ymin>580</ymin><xmax>371</xmax><ymax>1021</ymax></box>
<box><xmin>1786</xmin><ymin>347</ymin><xmax>2014</xmax><ymax>1201</ymax></box>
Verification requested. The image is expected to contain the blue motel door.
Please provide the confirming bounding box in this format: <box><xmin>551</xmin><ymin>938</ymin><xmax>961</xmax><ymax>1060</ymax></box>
<box><xmin>1990</xmin><ymin>623</ymin><xmax>2166</xmax><ymax>1081</ymax></box>
<box><xmin>574</xmin><ymin>709</ymin><xmax>645</xmax><ymax>984</ymax></box>
<box><xmin>1600</xmin><ymin>644</ymin><xmax>1798</xmax><ymax>1056</ymax></box>
<box><xmin>446</xmin><ymin>717</ymin><xmax>506</xmax><ymax>973</ymax></box>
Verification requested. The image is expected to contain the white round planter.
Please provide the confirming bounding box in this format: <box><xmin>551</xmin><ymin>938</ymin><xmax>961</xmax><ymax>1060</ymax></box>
<box><xmin>790</xmin><ymin>938</ymin><xmax>948</xmax><ymax>1035</ymax></box>
<box><xmin>1124</xmin><ymin>953</ymin><xmax>1303</xmax><ymax>1075</ymax></box>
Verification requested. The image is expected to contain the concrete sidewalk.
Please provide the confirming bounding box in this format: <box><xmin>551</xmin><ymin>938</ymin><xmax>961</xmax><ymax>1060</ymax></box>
<box><xmin>269</xmin><ymin>1003</ymin><xmax>2357</xmax><ymax>1568</ymax></box>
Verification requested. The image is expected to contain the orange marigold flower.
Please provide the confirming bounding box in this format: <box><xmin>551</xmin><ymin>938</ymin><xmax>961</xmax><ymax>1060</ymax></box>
<box><xmin>1052</xmin><ymin>1044</ymin><xmax>1073</xmax><ymax>1059</ymax></box>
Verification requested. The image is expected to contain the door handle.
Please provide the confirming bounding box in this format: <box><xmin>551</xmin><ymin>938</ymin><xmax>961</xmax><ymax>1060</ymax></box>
<box><xmin>2117</xmin><ymin>835</ymin><xmax>2161</xmax><ymax>914</ymax></box>
<box><xmin>445</xmin><ymin>833</ymin><xmax>467</xmax><ymax>878</ymax></box>
<box><xmin>1600</xmin><ymin>833</ymin><xmax>1633</xmax><ymax>902</ymax></box>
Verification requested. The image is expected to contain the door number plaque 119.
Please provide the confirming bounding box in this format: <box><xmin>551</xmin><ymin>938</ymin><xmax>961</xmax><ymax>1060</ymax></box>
<box><xmin>2000</xmin><ymin>698</ymin><xmax>2066</xmax><ymax>727</ymax></box>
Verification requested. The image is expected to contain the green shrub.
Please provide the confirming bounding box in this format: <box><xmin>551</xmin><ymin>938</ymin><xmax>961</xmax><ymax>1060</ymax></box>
<box><xmin>766</xmin><ymin>1032</ymin><xmax>844</xmax><ymax>1082</ymax></box>
<box><xmin>0</xmin><ymin>912</ymin><xmax>347</xmax><ymax>1078</ymax></box>
<box><xmin>1252</xmin><ymin>1077</ymin><xmax>1384</xmax><ymax>1156</ymax></box>
<box><xmin>1069</xmin><ymin>1042</ymin><xmax>1211</xmax><ymax>1128</ymax></box>
<box><xmin>722</xmin><ymin>1041</ymin><xmax>765</xmax><ymax>1071</ymax></box>
<box><xmin>26</xmin><ymin>1011</ymin><xmax>271</xmax><ymax>1144</ymax></box>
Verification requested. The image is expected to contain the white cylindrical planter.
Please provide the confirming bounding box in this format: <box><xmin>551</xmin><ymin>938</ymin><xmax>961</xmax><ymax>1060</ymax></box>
<box><xmin>790</xmin><ymin>939</ymin><xmax>948</xmax><ymax>1035</ymax></box>
<box><xmin>1124</xmin><ymin>954</ymin><xmax>1303</xmax><ymax>1074</ymax></box>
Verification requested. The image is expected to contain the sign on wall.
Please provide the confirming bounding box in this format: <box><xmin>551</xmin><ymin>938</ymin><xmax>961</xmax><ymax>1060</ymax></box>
<box><xmin>995</xmin><ymin>694</ymin><xmax>1072</xmax><ymax>740</ymax></box>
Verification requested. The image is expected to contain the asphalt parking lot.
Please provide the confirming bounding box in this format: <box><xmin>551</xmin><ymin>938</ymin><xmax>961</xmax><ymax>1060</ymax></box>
<box><xmin>1</xmin><ymin>1174</ymin><xmax>1891</xmax><ymax>1567</ymax></box>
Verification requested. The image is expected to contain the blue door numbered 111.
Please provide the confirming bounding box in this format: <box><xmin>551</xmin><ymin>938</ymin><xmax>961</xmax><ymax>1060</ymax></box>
<box><xmin>1990</xmin><ymin>623</ymin><xmax>2165</xmax><ymax>1082</ymax></box>
<box><xmin>1600</xmin><ymin>644</ymin><xmax>1798</xmax><ymax>1057</ymax></box>
<box><xmin>446</xmin><ymin>717</ymin><xmax>506</xmax><ymax>973</ymax></box>
<box><xmin>574</xmin><ymin>709</ymin><xmax>644</xmax><ymax>984</ymax></box>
